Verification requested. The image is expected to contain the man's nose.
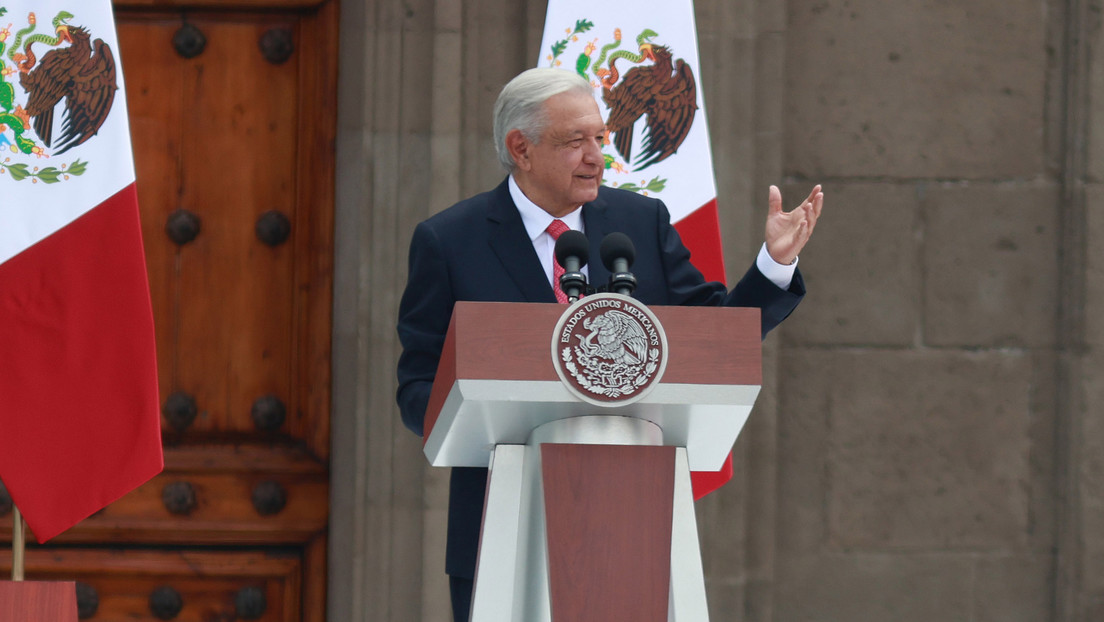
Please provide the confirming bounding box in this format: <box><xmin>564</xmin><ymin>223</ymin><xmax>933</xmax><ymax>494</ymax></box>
<box><xmin>583</xmin><ymin>138</ymin><xmax>603</xmax><ymax>163</ymax></box>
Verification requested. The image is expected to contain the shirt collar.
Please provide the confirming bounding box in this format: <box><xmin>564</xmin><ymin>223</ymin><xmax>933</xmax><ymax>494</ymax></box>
<box><xmin>509</xmin><ymin>175</ymin><xmax>585</xmax><ymax>240</ymax></box>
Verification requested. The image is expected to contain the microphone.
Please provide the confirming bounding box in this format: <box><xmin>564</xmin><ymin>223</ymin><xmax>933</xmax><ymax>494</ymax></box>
<box><xmin>554</xmin><ymin>230</ymin><xmax>590</xmax><ymax>302</ymax></box>
<box><xmin>599</xmin><ymin>232</ymin><xmax>637</xmax><ymax>296</ymax></box>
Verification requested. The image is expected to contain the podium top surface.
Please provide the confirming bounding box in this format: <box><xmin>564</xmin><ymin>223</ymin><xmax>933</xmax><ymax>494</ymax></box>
<box><xmin>423</xmin><ymin>301</ymin><xmax>762</xmax><ymax>470</ymax></box>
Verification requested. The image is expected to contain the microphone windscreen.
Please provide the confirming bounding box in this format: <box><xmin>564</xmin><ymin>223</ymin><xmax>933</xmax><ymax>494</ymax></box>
<box><xmin>599</xmin><ymin>232</ymin><xmax>635</xmax><ymax>269</ymax></box>
<box><xmin>554</xmin><ymin>230</ymin><xmax>590</xmax><ymax>267</ymax></box>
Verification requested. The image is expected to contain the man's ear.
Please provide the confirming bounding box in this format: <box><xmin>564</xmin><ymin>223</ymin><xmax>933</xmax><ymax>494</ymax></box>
<box><xmin>505</xmin><ymin>129</ymin><xmax>531</xmax><ymax>172</ymax></box>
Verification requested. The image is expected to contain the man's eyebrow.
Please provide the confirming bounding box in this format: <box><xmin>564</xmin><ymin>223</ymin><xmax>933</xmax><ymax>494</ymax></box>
<box><xmin>550</xmin><ymin>130</ymin><xmax>585</xmax><ymax>142</ymax></box>
<box><xmin>560</xmin><ymin>128</ymin><xmax>605</xmax><ymax>139</ymax></box>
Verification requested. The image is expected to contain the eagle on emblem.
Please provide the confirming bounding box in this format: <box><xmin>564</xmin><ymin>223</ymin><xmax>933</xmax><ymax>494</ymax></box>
<box><xmin>602</xmin><ymin>42</ymin><xmax>697</xmax><ymax>171</ymax></box>
<box><xmin>19</xmin><ymin>21</ymin><xmax>117</xmax><ymax>155</ymax></box>
<box><xmin>579</xmin><ymin>310</ymin><xmax>649</xmax><ymax>366</ymax></box>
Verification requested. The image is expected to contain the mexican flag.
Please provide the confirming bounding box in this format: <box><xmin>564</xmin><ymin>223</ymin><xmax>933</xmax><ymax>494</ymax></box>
<box><xmin>0</xmin><ymin>0</ymin><xmax>163</xmax><ymax>541</ymax></box>
<box><xmin>538</xmin><ymin>0</ymin><xmax>734</xmax><ymax>498</ymax></box>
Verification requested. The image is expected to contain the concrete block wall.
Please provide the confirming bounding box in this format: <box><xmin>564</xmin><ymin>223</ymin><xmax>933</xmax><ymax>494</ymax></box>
<box><xmin>770</xmin><ymin>0</ymin><xmax>1084</xmax><ymax>621</ymax></box>
<box><xmin>1078</xmin><ymin>0</ymin><xmax>1104</xmax><ymax>618</ymax></box>
<box><xmin>331</xmin><ymin>0</ymin><xmax>1100</xmax><ymax>619</ymax></box>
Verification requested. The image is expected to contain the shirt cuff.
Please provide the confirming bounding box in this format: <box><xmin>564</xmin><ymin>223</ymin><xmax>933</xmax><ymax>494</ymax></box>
<box><xmin>756</xmin><ymin>243</ymin><xmax>797</xmax><ymax>290</ymax></box>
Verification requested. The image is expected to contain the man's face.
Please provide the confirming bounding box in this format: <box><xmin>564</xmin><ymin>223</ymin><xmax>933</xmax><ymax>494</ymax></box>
<box><xmin>510</xmin><ymin>91</ymin><xmax>607</xmax><ymax>217</ymax></box>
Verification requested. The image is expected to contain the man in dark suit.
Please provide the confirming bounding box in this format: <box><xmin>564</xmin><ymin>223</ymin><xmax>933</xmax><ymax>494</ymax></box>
<box><xmin>396</xmin><ymin>67</ymin><xmax>822</xmax><ymax>622</ymax></box>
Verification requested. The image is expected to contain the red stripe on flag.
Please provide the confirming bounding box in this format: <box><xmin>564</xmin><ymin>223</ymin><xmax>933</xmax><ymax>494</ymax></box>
<box><xmin>674</xmin><ymin>199</ymin><xmax>735</xmax><ymax>499</ymax></box>
<box><xmin>0</xmin><ymin>183</ymin><xmax>163</xmax><ymax>542</ymax></box>
<box><xmin>689</xmin><ymin>455</ymin><xmax>734</xmax><ymax>500</ymax></box>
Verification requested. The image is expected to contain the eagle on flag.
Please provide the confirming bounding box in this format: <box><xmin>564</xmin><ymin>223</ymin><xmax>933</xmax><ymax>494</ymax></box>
<box><xmin>18</xmin><ymin>15</ymin><xmax>118</xmax><ymax>155</ymax></box>
<box><xmin>602</xmin><ymin>41</ymin><xmax>698</xmax><ymax>171</ymax></box>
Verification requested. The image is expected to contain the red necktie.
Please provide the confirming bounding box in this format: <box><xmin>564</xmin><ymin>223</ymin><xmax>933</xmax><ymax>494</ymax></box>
<box><xmin>546</xmin><ymin>219</ymin><xmax>570</xmax><ymax>303</ymax></box>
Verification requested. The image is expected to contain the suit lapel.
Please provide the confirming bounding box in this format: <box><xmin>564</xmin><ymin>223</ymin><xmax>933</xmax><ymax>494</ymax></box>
<box><xmin>486</xmin><ymin>180</ymin><xmax>557</xmax><ymax>303</ymax></box>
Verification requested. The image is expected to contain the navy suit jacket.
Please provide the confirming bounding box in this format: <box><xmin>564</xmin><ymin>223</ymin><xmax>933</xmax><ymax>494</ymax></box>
<box><xmin>396</xmin><ymin>178</ymin><xmax>804</xmax><ymax>578</ymax></box>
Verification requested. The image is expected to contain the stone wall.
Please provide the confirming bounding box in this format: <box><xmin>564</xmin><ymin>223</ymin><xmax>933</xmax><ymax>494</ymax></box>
<box><xmin>331</xmin><ymin>0</ymin><xmax>1100</xmax><ymax>619</ymax></box>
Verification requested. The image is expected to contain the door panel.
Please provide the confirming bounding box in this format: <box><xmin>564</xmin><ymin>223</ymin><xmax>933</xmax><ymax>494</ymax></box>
<box><xmin>126</xmin><ymin>14</ymin><xmax>305</xmax><ymax>444</ymax></box>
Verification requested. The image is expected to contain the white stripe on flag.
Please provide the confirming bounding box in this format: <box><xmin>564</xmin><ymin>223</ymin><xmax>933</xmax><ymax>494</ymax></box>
<box><xmin>1</xmin><ymin>0</ymin><xmax>135</xmax><ymax>265</ymax></box>
<box><xmin>537</xmin><ymin>0</ymin><xmax>718</xmax><ymax>225</ymax></box>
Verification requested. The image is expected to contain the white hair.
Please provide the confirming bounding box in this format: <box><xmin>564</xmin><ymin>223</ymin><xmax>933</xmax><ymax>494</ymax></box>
<box><xmin>493</xmin><ymin>68</ymin><xmax>595</xmax><ymax>172</ymax></box>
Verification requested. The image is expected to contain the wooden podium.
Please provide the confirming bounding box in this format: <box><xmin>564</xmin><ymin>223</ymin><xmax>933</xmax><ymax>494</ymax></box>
<box><xmin>2</xmin><ymin>506</ymin><xmax>78</xmax><ymax>622</ymax></box>
<box><xmin>424</xmin><ymin>300</ymin><xmax>762</xmax><ymax>622</ymax></box>
<box><xmin>0</xmin><ymin>581</ymin><xmax>78</xmax><ymax>621</ymax></box>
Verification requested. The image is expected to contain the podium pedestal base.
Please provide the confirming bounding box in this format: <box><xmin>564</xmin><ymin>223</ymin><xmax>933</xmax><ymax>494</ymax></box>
<box><xmin>469</xmin><ymin>415</ymin><xmax>709</xmax><ymax>622</ymax></box>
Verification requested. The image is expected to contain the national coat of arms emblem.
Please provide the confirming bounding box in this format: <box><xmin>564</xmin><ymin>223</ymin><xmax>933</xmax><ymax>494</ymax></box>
<box><xmin>0</xmin><ymin>7</ymin><xmax>113</xmax><ymax>183</ymax></box>
<box><xmin>552</xmin><ymin>293</ymin><xmax>669</xmax><ymax>406</ymax></box>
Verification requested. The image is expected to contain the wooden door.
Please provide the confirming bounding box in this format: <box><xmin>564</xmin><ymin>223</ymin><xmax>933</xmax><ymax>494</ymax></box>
<box><xmin>1</xmin><ymin>1</ymin><xmax>338</xmax><ymax>620</ymax></box>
